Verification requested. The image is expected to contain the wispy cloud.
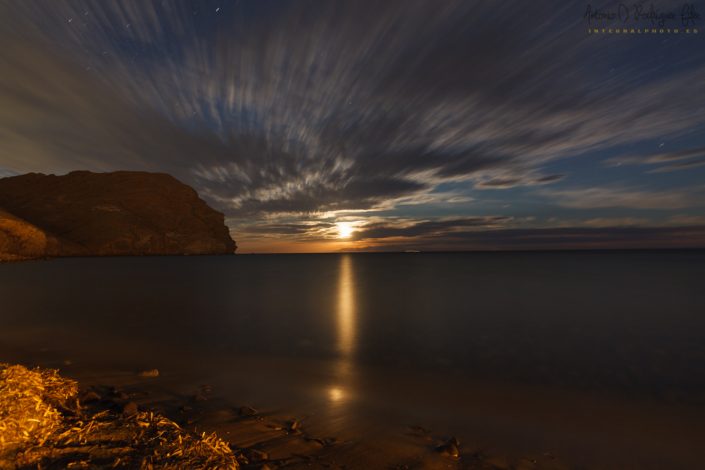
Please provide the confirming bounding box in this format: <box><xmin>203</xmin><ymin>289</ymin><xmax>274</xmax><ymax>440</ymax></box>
<box><xmin>647</xmin><ymin>158</ymin><xmax>705</xmax><ymax>174</ymax></box>
<box><xmin>606</xmin><ymin>147</ymin><xmax>705</xmax><ymax>173</ymax></box>
<box><xmin>475</xmin><ymin>173</ymin><xmax>564</xmax><ymax>189</ymax></box>
<box><xmin>351</xmin><ymin>216</ymin><xmax>513</xmax><ymax>241</ymax></box>
<box><xmin>541</xmin><ymin>187</ymin><xmax>701</xmax><ymax>210</ymax></box>
<box><xmin>349</xmin><ymin>226</ymin><xmax>705</xmax><ymax>252</ymax></box>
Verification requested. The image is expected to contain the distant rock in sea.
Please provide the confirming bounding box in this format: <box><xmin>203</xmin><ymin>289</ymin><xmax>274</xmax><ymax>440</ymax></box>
<box><xmin>0</xmin><ymin>171</ymin><xmax>236</xmax><ymax>261</ymax></box>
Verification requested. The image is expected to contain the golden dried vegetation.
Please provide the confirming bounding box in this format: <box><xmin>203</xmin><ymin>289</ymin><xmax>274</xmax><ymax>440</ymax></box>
<box><xmin>0</xmin><ymin>363</ymin><xmax>238</xmax><ymax>469</ymax></box>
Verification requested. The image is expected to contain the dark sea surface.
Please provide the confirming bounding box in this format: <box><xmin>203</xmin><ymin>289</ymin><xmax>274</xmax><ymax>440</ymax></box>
<box><xmin>2</xmin><ymin>251</ymin><xmax>705</xmax><ymax>468</ymax></box>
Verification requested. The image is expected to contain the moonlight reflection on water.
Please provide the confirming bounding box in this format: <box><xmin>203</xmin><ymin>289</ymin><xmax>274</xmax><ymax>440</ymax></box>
<box><xmin>330</xmin><ymin>254</ymin><xmax>357</xmax><ymax>407</ymax></box>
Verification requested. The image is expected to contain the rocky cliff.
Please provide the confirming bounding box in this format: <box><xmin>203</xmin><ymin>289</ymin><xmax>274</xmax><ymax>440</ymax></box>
<box><xmin>0</xmin><ymin>171</ymin><xmax>236</xmax><ymax>260</ymax></box>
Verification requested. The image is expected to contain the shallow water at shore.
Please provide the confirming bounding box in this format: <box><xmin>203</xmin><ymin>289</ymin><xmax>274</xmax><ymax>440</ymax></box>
<box><xmin>2</xmin><ymin>251</ymin><xmax>705</xmax><ymax>468</ymax></box>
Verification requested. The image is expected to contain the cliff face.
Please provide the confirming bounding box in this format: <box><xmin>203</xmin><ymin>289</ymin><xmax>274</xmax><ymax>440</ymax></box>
<box><xmin>0</xmin><ymin>208</ymin><xmax>59</xmax><ymax>261</ymax></box>
<box><xmin>0</xmin><ymin>171</ymin><xmax>236</xmax><ymax>260</ymax></box>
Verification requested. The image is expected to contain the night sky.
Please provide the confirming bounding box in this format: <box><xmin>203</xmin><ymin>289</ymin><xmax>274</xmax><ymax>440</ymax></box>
<box><xmin>1</xmin><ymin>0</ymin><xmax>704</xmax><ymax>252</ymax></box>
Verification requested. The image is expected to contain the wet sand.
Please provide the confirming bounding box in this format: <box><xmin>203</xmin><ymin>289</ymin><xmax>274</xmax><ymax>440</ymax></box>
<box><xmin>2</xmin><ymin>358</ymin><xmax>574</xmax><ymax>470</ymax></box>
<box><xmin>5</xmin><ymin>345</ymin><xmax>705</xmax><ymax>469</ymax></box>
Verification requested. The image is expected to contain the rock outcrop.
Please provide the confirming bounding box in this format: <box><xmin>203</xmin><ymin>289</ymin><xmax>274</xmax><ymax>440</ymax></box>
<box><xmin>0</xmin><ymin>208</ymin><xmax>58</xmax><ymax>261</ymax></box>
<box><xmin>0</xmin><ymin>171</ymin><xmax>235</xmax><ymax>260</ymax></box>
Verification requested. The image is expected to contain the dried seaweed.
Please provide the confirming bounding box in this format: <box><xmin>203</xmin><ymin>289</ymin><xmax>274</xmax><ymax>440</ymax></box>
<box><xmin>0</xmin><ymin>363</ymin><xmax>238</xmax><ymax>469</ymax></box>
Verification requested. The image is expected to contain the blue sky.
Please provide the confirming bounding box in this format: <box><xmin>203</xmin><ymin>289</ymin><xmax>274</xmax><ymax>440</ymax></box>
<box><xmin>0</xmin><ymin>0</ymin><xmax>704</xmax><ymax>252</ymax></box>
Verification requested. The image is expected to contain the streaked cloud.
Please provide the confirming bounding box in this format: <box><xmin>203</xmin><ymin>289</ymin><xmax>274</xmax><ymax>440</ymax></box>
<box><xmin>1</xmin><ymin>1</ymin><xmax>704</xmax><ymax>251</ymax></box>
<box><xmin>351</xmin><ymin>216</ymin><xmax>513</xmax><ymax>241</ymax></box>
<box><xmin>349</xmin><ymin>226</ymin><xmax>705</xmax><ymax>252</ymax></box>
<box><xmin>475</xmin><ymin>173</ymin><xmax>565</xmax><ymax>189</ymax></box>
<box><xmin>541</xmin><ymin>187</ymin><xmax>702</xmax><ymax>210</ymax></box>
<box><xmin>647</xmin><ymin>158</ymin><xmax>705</xmax><ymax>174</ymax></box>
<box><xmin>606</xmin><ymin>147</ymin><xmax>705</xmax><ymax>174</ymax></box>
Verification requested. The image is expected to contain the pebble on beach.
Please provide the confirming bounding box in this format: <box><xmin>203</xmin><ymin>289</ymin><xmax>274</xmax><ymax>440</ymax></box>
<box><xmin>287</xmin><ymin>419</ymin><xmax>301</xmax><ymax>433</ymax></box>
<box><xmin>137</xmin><ymin>368</ymin><xmax>160</xmax><ymax>378</ymax></box>
<box><xmin>107</xmin><ymin>386</ymin><xmax>129</xmax><ymax>400</ymax></box>
<box><xmin>112</xmin><ymin>391</ymin><xmax>129</xmax><ymax>401</ymax></box>
<box><xmin>246</xmin><ymin>448</ymin><xmax>269</xmax><ymax>462</ymax></box>
<box><xmin>122</xmin><ymin>401</ymin><xmax>139</xmax><ymax>417</ymax></box>
<box><xmin>190</xmin><ymin>384</ymin><xmax>212</xmax><ymax>402</ymax></box>
<box><xmin>191</xmin><ymin>391</ymin><xmax>209</xmax><ymax>402</ymax></box>
<box><xmin>238</xmin><ymin>405</ymin><xmax>258</xmax><ymax>417</ymax></box>
<box><xmin>79</xmin><ymin>390</ymin><xmax>101</xmax><ymax>403</ymax></box>
<box><xmin>436</xmin><ymin>437</ymin><xmax>460</xmax><ymax>458</ymax></box>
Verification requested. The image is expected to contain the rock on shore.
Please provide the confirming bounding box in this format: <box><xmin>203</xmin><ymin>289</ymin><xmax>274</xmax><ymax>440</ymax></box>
<box><xmin>0</xmin><ymin>171</ymin><xmax>235</xmax><ymax>260</ymax></box>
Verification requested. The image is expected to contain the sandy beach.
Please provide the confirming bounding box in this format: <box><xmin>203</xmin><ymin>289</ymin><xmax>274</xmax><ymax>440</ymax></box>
<box><xmin>1</xmin><ymin>358</ymin><xmax>578</xmax><ymax>470</ymax></box>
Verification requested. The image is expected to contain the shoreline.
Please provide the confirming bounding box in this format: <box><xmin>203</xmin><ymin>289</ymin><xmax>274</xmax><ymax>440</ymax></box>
<box><xmin>4</xmin><ymin>247</ymin><xmax>705</xmax><ymax>264</ymax></box>
<box><xmin>4</xmin><ymin>327</ymin><xmax>705</xmax><ymax>469</ymax></box>
<box><xmin>1</xmin><ymin>362</ymin><xmax>573</xmax><ymax>470</ymax></box>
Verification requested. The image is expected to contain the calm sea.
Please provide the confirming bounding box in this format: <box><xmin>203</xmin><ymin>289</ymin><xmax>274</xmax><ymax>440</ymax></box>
<box><xmin>2</xmin><ymin>251</ymin><xmax>704</xmax><ymax>467</ymax></box>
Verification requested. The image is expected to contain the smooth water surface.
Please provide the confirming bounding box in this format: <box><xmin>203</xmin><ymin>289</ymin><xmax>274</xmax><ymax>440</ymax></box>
<box><xmin>2</xmin><ymin>251</ymin><xmax>705</xmax><ymax>467</ymax></box>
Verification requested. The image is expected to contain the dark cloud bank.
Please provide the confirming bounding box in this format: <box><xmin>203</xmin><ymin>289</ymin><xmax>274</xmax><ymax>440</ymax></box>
<box><xmin>350</xmin><ymin>224</ymin><xmax>705</xmax><ymax>252</ymax></box>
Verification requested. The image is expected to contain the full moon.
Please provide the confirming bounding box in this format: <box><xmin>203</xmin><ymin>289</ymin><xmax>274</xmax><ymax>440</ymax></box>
<box><xmin>337</xmin><ymin>222</ymin><xmax>354</xmax><ymax>238</ymax></box>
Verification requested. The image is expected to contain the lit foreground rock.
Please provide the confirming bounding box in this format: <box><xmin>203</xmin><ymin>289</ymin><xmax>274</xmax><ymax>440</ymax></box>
<box><xmin>0</xmin><ymin>171</ymin><xmax>235</xmax><ymax>261</ymax></box>
<box><xmin>0</xmin><ymin>363</ymin><xmax>238</xmax><ymax>469</ymax></box>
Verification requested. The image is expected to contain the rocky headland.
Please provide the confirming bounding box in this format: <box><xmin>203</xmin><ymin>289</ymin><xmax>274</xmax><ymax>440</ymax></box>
<box><xmin>0</xmin><ymin>171</ymin><xmax>235</xmax><ymax>261</ymax></box>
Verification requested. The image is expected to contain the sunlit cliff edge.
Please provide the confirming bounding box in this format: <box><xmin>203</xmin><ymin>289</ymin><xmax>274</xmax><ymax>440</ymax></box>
<box><xmin>0</xmin><ymin>171</ymin><xmax>236</xmax><ymax>261</ymax></box>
